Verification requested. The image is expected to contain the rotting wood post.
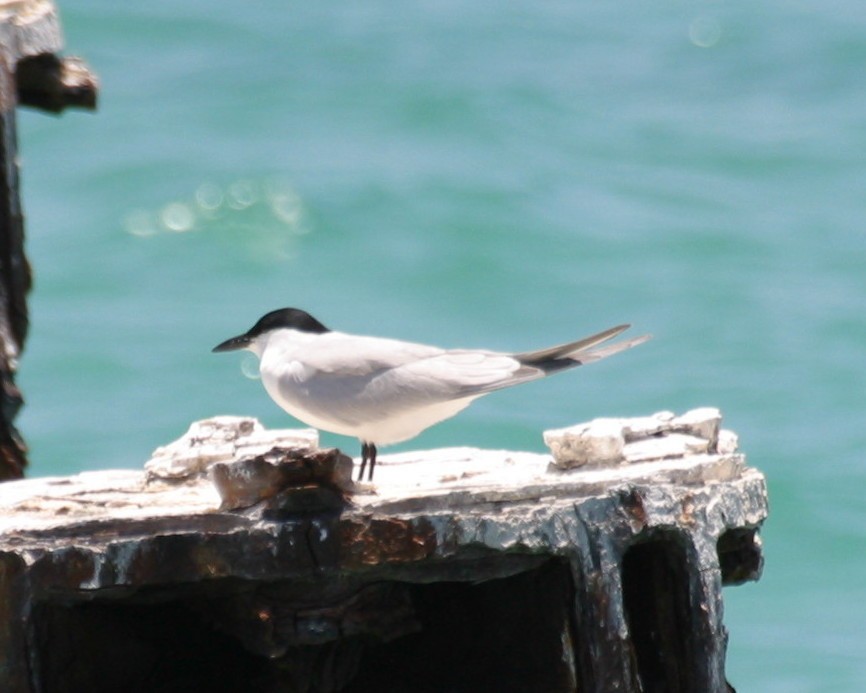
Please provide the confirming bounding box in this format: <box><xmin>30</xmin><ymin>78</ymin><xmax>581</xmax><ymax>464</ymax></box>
<box><xmin>0</xmin><ymin>0</ymin><xmax>98</xmax><ymax>480</ymax></box>
<box><xmin>0</xmin><ymin>409</ymin><xmax>767</xmax><ymax>692</ymax></box>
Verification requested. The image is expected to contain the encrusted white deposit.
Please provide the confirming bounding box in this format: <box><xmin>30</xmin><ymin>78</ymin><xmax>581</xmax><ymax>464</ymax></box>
<box><xmin>0</xmin><ymin>408</ymin><xmax>748</xmax><ymax>531</ymax></box>
<box><xmin>144</xmin><ymin>416</ymin><xmax>319</xmax><ymax>481</ymax></box>
<box><xmin>543</xmin><ymin>407</ymin><xmax>734</xmax><ymax>469</ymax></box>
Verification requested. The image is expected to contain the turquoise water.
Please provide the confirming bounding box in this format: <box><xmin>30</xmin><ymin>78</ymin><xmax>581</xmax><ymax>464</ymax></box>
<box><xmin>15</xmin><ymin>1</ymin><xmax>866</xmax><ymax>689</ymax></box>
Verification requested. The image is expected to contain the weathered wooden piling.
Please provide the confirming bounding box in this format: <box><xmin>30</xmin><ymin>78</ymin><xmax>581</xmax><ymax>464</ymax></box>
<box><xmin>0</xmin><ymin>409</ymin><xmax>767</xmax><ymax>692</ymax></box>
<box><xmin>0</xmin><ymin>0</ymin><xmax>97</xmax><ymax>479</ymax></box>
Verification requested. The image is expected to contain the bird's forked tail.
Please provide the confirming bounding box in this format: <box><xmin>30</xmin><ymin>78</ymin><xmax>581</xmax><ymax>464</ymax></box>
<box><xmin>516</xmin><ymin>325</ymin><xmax>651</xmax><ymax>373</ymax></box>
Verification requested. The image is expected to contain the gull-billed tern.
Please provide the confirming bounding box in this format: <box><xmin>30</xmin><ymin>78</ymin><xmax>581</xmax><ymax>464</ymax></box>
<box><xmin>213</xmin><ymin>307</ymin><xmax>650</xmax><ymax>481</ymax></box>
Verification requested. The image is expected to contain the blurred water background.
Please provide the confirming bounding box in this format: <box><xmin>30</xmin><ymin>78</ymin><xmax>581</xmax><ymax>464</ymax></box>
<box><xmin>15</xmin><ymin>1</ymin><xmax>866</xmax><ymax>690</ymax></box>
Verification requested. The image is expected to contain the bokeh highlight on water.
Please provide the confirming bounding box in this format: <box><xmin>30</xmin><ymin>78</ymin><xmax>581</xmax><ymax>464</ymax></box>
<box><xmin>14</xmin><ymin>2</ymin><xmax>866</xmax><ymax>690</ymax></box>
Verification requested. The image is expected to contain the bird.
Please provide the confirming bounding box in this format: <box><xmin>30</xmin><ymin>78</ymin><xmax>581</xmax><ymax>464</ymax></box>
<box><xmin>213</xmin><ymin>307</ymin><xmax>650</xmax><ymax>482</ymax></box>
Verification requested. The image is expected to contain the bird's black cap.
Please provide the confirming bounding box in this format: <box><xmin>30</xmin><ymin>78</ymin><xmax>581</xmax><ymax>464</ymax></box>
<box><xmin>212</xmin><ymin>307</ymin><xmax>330</xmax><ymax>352</ymax></box>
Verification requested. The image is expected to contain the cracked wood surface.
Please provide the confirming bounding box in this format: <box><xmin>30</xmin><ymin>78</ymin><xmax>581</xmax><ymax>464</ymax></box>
<box><xmin>0</xmin><ymin>410</ymin><xmax>766</xmax><ymax>582</ymax></box>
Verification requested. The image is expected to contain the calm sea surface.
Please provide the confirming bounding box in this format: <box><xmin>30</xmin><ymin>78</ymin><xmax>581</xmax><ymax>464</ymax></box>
<box><xmin>15</xmin><ymin>1</ymin><xmax>866</xmax><ymax>689</ymax></box>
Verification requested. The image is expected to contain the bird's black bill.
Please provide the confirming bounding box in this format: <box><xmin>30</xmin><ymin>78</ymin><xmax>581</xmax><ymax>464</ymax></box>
<box><xmin>212</xmin><ymin>334</ymin><xmax>252</xmax><ymax>353</ymax></box>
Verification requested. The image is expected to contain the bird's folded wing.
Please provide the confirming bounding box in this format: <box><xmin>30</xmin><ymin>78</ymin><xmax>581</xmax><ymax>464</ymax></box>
<box><xmin>298</xmin><ymin>333</ymin><xmax>445</xmax><ymax>376</ymax></box>
<box><xmin>399</xmin><ymin>350</ymin><xmax>536</xmax><ymax>399</ymax></box>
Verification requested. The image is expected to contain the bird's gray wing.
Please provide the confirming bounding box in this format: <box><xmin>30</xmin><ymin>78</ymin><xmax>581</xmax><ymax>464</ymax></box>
<box><xmin>295</xmin><ymin>333</ymin><xmax>445</xmax><ymax>377</ymax></box>
<box><xmin>404</xmin><ymin>325</ymin><xmax>652</xmax><ymax>399</ymax></box>
<box><xmin>397</xmin><ymin>350</ymin><xmax>537</xmax><ymax>399</ymax></box>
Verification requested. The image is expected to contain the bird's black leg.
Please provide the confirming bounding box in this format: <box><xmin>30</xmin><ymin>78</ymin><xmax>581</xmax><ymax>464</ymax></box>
<box><xmin>367</xmin><ymin>443</ymin><xmax>377</xmax><ymax>481</ymax></box>
<box><xmin>358</xmin><ymin>442</ymin><xmax>369</xmax><ymax>481</ymax></box>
